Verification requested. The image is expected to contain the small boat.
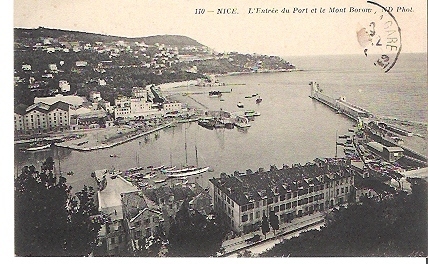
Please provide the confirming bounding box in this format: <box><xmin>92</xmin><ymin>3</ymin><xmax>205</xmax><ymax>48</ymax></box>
<box><xmin>25</xmin><ymin>143</ymin><xmax>52</xmax><ymax>151</ymax></box>
<box><xmin>244</xmin><ymin>110</ymin><xmax>261</xmax><ymax>118</ymax></box>
<box><xmin>143</xmin><ymin>172</ymin><xmax>157</xmax><ymax>179</ymax></box>
<box><xmin>67</xmin><ymin>171</ymin><xmax>74</xmax><ymax>176</ymax></box>
<box><xmin>151</xmin><ymin>165</ymin><xmax>165</xmax><ymax>171</ymax></box>
<box><xmin>209</xmin><ymin>91</ymin><xmax>222</xmax><ymax>97</ymax></box>
<box><xmin>237</xmin><ymin>102</ymin><xmax>244</xmax><ymax>108</ymax></box>
<box><xmin>220</xmin><ymin>98</ymin><xmax>225</xmax><ymax>101</ymax></box>
<box><xmin>154</xmin><ymin>179</ymin><xmax>167</xmax><ymax>184</ymax></box>
<box><xmin>256</xmin><ymin>97</ymin><xmax>262</xmax><ymax>104</ymax></box>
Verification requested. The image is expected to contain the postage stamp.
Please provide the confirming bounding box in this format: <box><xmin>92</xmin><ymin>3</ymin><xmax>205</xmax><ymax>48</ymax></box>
<box><xmin>356</xmin><ymin>1</ymin><xmax>402</xmax><ymax>72</ymax></box>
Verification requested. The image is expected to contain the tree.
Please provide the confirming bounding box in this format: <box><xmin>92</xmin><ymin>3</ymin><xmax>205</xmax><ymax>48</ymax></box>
<box><xmin>167</xmin><ymin>200</ymin><xmax>226</xmax><ymax>257</ymax></box>
<box><xmin>269</xmin><ymin>210</ymin><xmax>279</xmax><ymax>235</ymax></box>
<box><xmin>261</xmin><ymin>213</ymin><xmax>270</xmax><ymax>239</ymax></box>
<box><xmin>15</xmin><ymin>158</ymin><xmax>102</xmax><ymax>256</ymax></box>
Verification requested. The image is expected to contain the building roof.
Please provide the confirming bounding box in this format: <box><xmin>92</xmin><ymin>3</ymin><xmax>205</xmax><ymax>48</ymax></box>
<box><xmin>96</xmin><ymin>170</ymin><xmax>138</xmax><ymax>220</ymax></box>
<box><xmin>26</xmin><ymin>102</ymin><xmax>51</xmax><ymax>113</ymax></box>
<box><xmin>49</xmin><ymin>101</ymin><xmax>70</xmax><ymax>112</ymax></box>
<box><xmin>34</xmin><ymin>94</ymin><xmax>87</xmax><ymax>107</ymax></box>
<box><xmin>142</xmin><ymin>186</ymin><xmax>195</xmax><ymax>205</ymax></box>
<box><xmin>384</xmin><ymin>146</ymin><xmax>404</xmax><ymax>152</ymax></box>
<box><xmin>210</xmin><ymin>159</ymin><xmax>353</xmax><ymax>206</ymax></box>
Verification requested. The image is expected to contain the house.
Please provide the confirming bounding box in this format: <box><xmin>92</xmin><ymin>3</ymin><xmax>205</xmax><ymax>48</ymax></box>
<box><xmin>76</xmin><ymin>61</ymin><xmax>88</xmax><ymax>67</ymax></box>
<box><xmin>48</xmin><ymin>64</ymin><xmax>58</xmax><ymax>72</ymax></box>
<box><xmin>95</xmin><ymin>170</ymin><xmax>138</xmax><ymax>256</ymax></box>
<box><xmin>121</xmin><ymin>191</ymin><xmax>164</xmax><ymax>252</ymax></box>
<box><xmin>59</xmin><ymin>80</ymin><xmax>70</xmax><ymax>93</ymax></box>
<box><xmin>141</xmin><ymin>186</ymin><xmax>195</xmax><ymax>235</ymax></box>
<box><xmin>89</xmin><ymin>91</ymin><xmax>102</xmax><ymax>102</ymax></box>
<box><xmin>210</xmin><ymin>159</ymin><xmax>356</xmax><ymax>234</ymax></box>
<box><xmin>21</xmin><ymin>64</ymin><xmax>31</xmax><ymax>71</ymax></box>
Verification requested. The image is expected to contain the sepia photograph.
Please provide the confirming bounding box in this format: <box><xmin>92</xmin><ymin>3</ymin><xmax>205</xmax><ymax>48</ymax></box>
<box><xmin>11</xmin><ymin>0</ymin><xmax>427</xmax><ymax>259</ymax></box>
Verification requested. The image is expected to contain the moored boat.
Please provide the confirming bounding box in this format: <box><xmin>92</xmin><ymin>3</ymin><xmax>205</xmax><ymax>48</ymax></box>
<box><xmin>24</xmin><ymin>142</ymin><xmax>52</xmax><ymax>151</ymax></box>
<box><xmin>209</xmin><ymin>91</ymin><xmax>222</xmax><ymax>97</ymax></box>
<box><xmin>237</xmin><ymin>102</ymin><xmax>244</xmax><ymax>108</ymax></box>
<box><xmin>244</xmin><ymin>110</ymin><xmax>261</xmax><ymax>117</ymax></box>
<box><xmin>165</xmin><ymin>166</ymin><xmax>210</xmax><ymax>177</ymax></box>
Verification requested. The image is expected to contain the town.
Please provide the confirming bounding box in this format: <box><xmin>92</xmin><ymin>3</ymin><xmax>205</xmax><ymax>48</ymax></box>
<box><xmin>14</xmin><ymin>28</ymin><xmax>427</xmax><ymax>258</ymax></box>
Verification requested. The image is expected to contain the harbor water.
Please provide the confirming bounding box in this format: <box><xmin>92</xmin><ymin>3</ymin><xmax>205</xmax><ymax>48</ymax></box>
<box><xmin>14</xmin><ymin>53</ymin><xmax>427</xmax><ymax>191</ymax></box>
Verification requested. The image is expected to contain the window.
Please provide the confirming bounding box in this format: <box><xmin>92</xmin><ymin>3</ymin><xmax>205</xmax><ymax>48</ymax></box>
<box><xmin>341</xmin><ymin>188</ymin><xmax>344</xmax><ymax>194</ymax></box>
<box><xmin>274</xmin><ymin>197</ymin><xmax>278</xmax><ymax>203</ymax></box>
<box><xmin>274</xmin><ymin>206</ymin><xmax>279</xmax><ymax>213</ymax></box>
<box><xmin>286</xmin><ymin>203</ymin><xmax>291</xmax><ymax>209</ymax></box>
<box><xmin>280</xmin><ymin>195</ymin><xmax>286</xmax><ymax>201</ymax></box>
<box><xmin>248</xmin><ymin>203</ymin><xmax>254</xmax><ymax>210</ymax></box>
<box><xmin>255</xmin><ymin>211</ymin><xmax>260</xmax><ymax>219</ymax></box>
<box><xmin>336</xmin><ymin>189</ymin><xmax>339</xmax><ymax>195</ymax></box>
<box><xmin>249</xmin><ymin>213</ymin><xmax>253</xmax><ymax>221</ymax></box>
<box><xmin>345</xmin><ymin>187</ymin><xmax>349</xmax><ymax>193</ymax></box>
<box><xmin>280</xmin><ymin>204</ymin><xmax>285</xmax><ymax>211</ymax></box>
<box><xmin>292</xmin><ymin>201</ymin><xmax>297</xmax><ymax>207</ymax></box>
<box><xmin>263</xmin><ymin>200</ymin><xmax>267</xmax><ymax>206</ymax></box>
<box><xmin>267</xmin><ymin>198</ymin><xmax>273</xmax><ymax>205</ymax></box>
<box><xmin>309</xmin><ymin>196</ymin><xmax>313</xmax><ymax>203</ymax></box>
<box><xmin>242</xmin><ymin>214</ymin><xmax>248</xmax><ymax>222</ymax></box>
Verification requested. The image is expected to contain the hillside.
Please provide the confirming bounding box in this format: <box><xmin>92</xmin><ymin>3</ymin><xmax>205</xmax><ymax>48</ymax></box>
<box><xmin>14</xmin><ymin>27</ymin><xmax>204</xmax><ymax>47</ymax></box>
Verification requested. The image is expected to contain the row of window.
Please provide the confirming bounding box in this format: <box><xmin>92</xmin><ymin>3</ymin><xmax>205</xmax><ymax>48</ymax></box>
<box><xmin>240</xmin><ymin>185</ymin><xmax>350</xmax><ymax>212</ymax></box>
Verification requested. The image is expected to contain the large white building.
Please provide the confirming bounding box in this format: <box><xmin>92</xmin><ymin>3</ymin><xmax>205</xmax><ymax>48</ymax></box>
<box><xmin>14</xmin><ymin>101</ymin><xmax>70</xmax><ymax>133</ymax></box>
<box><xmin>113</xmin><ymin>87</ymin><xmax>182</xmax><ymax>119</ymax></box>
<box><xmin>210</xmin><ymin>159</ymin><xmax>355</xmax><ymax>234</ymax></box>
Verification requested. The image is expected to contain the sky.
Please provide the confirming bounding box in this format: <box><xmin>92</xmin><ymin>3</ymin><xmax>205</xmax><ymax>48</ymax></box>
<box><xmin>13</xmin><ymin>0</ymin><xmax>427</xmax><ymax>56</ymax></box>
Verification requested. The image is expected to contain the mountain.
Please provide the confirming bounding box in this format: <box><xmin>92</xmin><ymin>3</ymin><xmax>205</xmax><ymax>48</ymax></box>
<box><xmin>14</xmin><ymin>27</ymin><xmax>205</xmax><ymax>47</ymax></box>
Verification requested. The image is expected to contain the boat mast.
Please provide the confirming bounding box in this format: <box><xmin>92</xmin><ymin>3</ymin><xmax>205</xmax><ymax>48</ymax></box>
<box><xmin>195</xmin><ymin>145</ymin><xmax>199</xmax><ymax>167</ymax></box>
<box><xmin>335</xmin><ymin>130</ymin><xmax>338</xmax><ymax>158</ymax></box>
<box><xmin>184</xmin><ymin>124</ymin><xmax>188</xmax><ymax>166</ymax></box>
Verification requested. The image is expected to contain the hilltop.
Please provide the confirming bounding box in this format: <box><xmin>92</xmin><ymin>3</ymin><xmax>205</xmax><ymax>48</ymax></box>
<box><xmin>14</xmin><ymin>27</ymin><xmax>204</xmax><ymax>47</ymax></box>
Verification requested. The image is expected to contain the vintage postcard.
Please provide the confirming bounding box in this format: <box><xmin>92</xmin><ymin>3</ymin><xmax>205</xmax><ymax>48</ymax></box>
<box><xmin>12</xmin><ymin>0</ymin><xmax>426</xmax><ymax>259</ymax></box>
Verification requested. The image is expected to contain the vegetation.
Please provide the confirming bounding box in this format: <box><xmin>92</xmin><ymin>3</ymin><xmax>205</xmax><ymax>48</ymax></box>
<box><xmin>261</xmin><ymin>213</ymin><xmax>270</xmax><ymax>238</ymax></box>
<box><xmin>261</xmin><ymin>179</ymin><xmax>427</xmax><ymax>257</ymax></box>
<box><xmin>167</xmin><ymin>199</ymin><xmax>227</xmax><ymax>257</ymax></box>
<box><xmin>15</xmin><ymin>158</ymin><xmax>102</xmax><ymax>256</ymax></box>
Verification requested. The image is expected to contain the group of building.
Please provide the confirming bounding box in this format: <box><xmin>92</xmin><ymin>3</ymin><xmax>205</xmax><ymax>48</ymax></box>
<box><xmin>94</xmin><ymin>170</ymin><xmax>211</xmax><ymax>256</ymax></box>
<box><xmin>14</xmin><ymin>86</ymin><xmax>183</xmax><ymax>135</ymax></box>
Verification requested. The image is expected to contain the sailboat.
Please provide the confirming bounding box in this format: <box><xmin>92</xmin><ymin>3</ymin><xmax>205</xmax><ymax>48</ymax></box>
<box><xmin>163</xmin><ymin>124</ymin><xmax>209</xmax><ymax>177</ymax></box>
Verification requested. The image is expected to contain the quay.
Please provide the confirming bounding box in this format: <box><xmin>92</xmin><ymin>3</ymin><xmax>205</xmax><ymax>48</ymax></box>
<box><xmin>309</xmin><ymin>81</ymin><xmax>427</xmax><ymax>165</ymax></box>
<box><xmin>309</xmin><ymin>81</ymin><xmax>372</xmax><ymax>122</ymax></box>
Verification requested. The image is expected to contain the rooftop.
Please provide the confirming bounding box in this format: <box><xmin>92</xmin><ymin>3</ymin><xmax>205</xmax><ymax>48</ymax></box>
<box><xmin>96</xmin><ymin>170</ymin><xmax>138</xmax><ymax>220</ymax></box>
<box><xmin>210</xmin><ymin>159</ymin><xmax>353</xmax><ymax>206</ymax></box>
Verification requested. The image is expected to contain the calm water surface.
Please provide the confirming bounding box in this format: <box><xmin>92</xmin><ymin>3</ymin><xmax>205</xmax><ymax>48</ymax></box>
<box><xmin>14</xmin><ymin>53</ymin><xmax>427</xmax><ymax>191</ymax></box>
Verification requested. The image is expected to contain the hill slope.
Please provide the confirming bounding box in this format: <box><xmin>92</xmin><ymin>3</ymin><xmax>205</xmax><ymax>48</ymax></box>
<box><xmin>14</xmin><ymin>27</ymin><xmax>204</xmax><ymax>47</ymax></box>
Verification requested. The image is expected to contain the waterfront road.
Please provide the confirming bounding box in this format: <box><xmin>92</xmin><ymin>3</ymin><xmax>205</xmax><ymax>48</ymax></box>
<box><xmin>220</xmin><ymin>211</ymin><xmax>325</xmax><ymax>257</ymax></box>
